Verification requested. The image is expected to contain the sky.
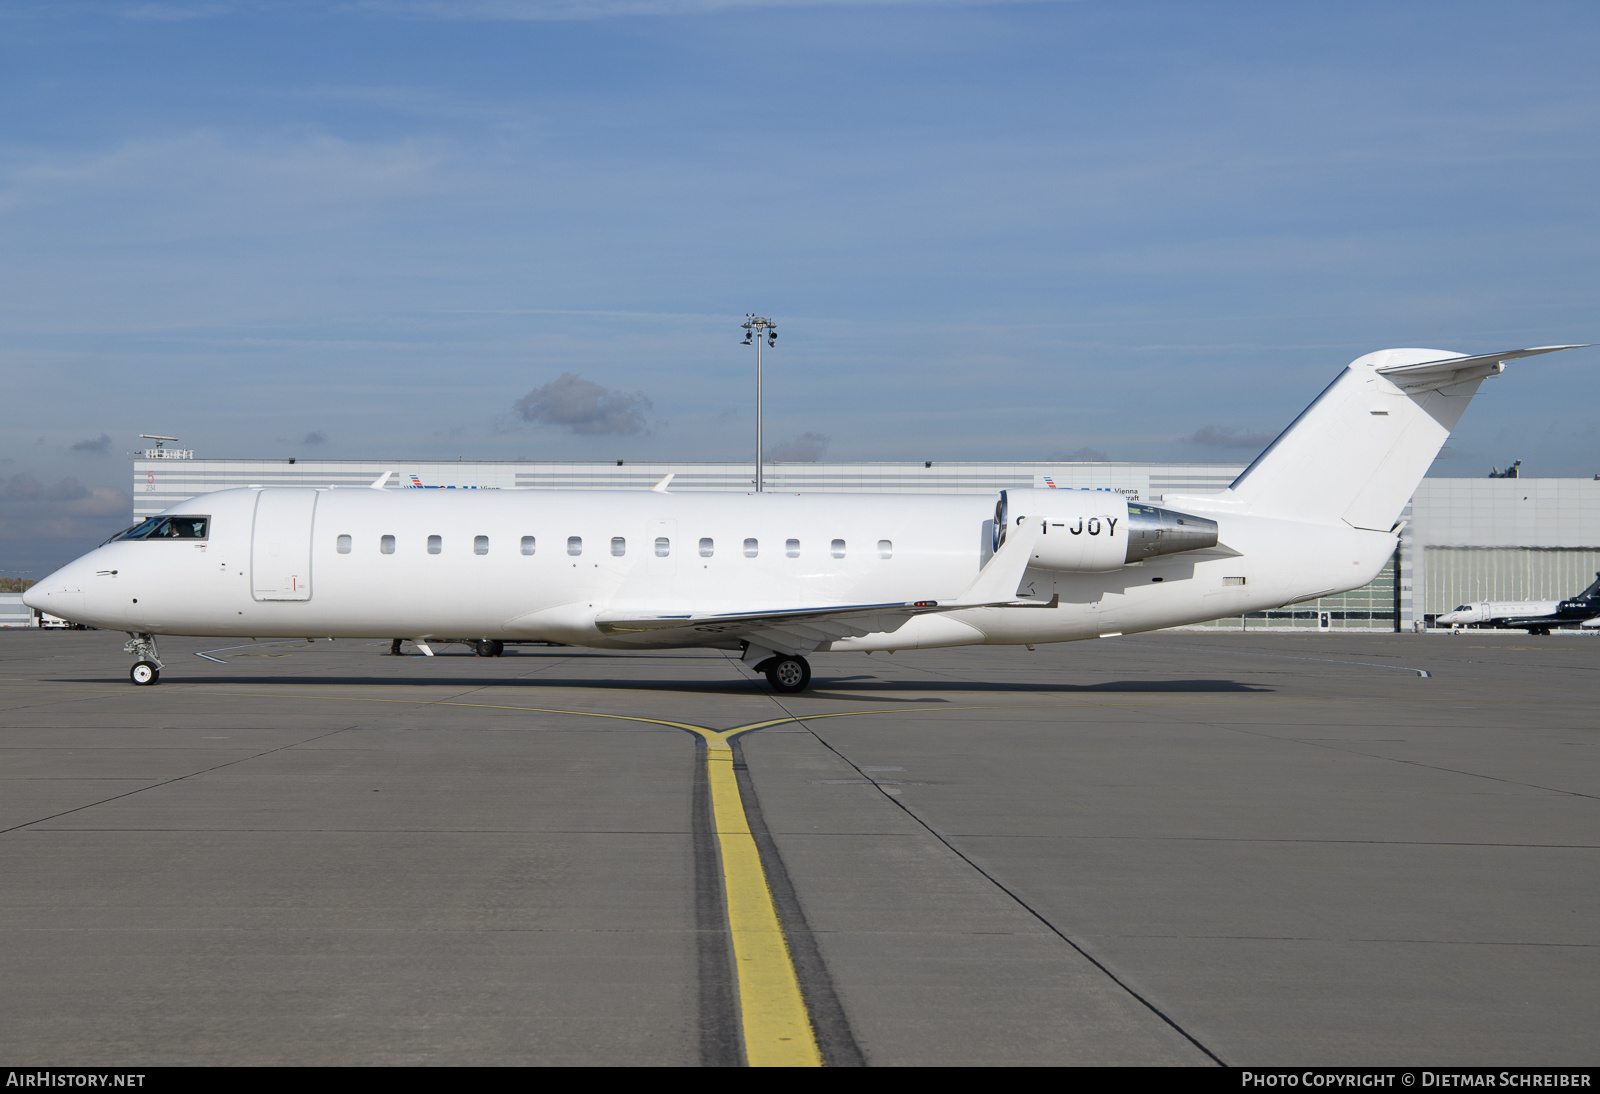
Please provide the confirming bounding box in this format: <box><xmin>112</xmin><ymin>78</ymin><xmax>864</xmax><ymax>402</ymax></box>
<box><xmin>2</xmin><ymin>0</ymin><xmax>1598</xmax><ymax>576</ymax></box>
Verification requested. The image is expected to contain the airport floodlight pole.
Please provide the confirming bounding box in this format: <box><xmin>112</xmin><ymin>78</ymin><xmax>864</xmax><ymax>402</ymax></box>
<box><xmin>741</xmin><ymin>315</ymin><xmax>777</xmax><ymax>491</ymax></box>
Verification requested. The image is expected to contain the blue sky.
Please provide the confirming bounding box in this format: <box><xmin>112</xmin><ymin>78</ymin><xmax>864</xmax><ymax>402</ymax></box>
<box><xmin>2</xmin><ymin>0</ymin><xmax>1597</xmax><ymax>575</ymax></box>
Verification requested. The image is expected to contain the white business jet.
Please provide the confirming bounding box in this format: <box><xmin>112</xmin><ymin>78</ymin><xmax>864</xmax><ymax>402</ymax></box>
<box><xmin>1435</xmin><ymin>573</ymin><xmax>1600</xmax><ymax>635</ymax></box>
<box><xmin>25</xmin><ymin>345</ymin><xmax>1587</xmax><ymax>691</ymax></box>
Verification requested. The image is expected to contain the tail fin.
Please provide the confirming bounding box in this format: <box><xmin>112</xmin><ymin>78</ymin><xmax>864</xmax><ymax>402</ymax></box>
<box><xmin>1221</xmin><ymin>345</ymin><xmax>1586</xmax><ymax>530</ymax></box>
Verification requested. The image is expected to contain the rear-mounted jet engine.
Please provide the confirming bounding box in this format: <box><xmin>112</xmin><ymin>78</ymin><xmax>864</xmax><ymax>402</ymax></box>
<box><xmin>994</xmin><ymin>488</ymin><xmax>1218</xmax><ymax>572</ymax></box>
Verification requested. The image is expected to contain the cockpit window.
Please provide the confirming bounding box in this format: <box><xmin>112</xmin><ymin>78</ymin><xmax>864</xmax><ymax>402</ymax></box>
<box><xmin>1454</xmin><ymin>605</ymin><xmax>1471</xmax><ymax>612</ymax></box>
<box><xmin>117</xmin><ymin>516</ymin><xmax>209</xmax><ymax>541</ymax></box>
<box><xmin>115</xmin><ymin>518</ymin><xmax>163</xmax><ymax>541</ymax></box>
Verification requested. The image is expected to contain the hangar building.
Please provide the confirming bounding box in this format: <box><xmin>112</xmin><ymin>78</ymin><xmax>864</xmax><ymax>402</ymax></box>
<box><xmin>131</xmin><ymin>448</ymin><xmax>1600</xmax><ymax>632</ymax></box>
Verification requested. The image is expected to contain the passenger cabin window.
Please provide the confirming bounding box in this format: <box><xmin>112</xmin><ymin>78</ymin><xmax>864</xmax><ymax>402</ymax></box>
<box><xmin>428</xmin><ymin>535</ymin><xmax>442</xmax><ymax>555</ymax></box>
<box><xmin>743</xmin><ymin>538</ymin><xmax>759</xmax><ymax>558</ymax></box>
<box><xmin>699</xmin><ymin>538</ymin><xmax>714</xmax><ymax>557</ymax></box>
<box><xmin>878</xmin><ymin>539</ymin><xmax>893</xmax><ymax>559</ymax></box>
<box><xmin>567</xmin><ymin>536</ymin><xmax>583</xmax><ymax>556</ymax></box>
<box><xmin>336</xmin><ymin>534</ymin><xmax>352</xmax><ymax>554</ymax></box>
<box><xmin>785</xmin><ymin>539</ymin><xmax>800</xmax><ymax>558</ymax></box>
<box><xmin>380</xmin><ymin>535</ymin><xmax>395</xmax><ymax>555</ymax></box>
<box><xmin>474</xmin><ymin>535</ymin><xmax>489</xmax><ymax>555</ymax></box>
<box><xmin>117</xmin><ymin>516</ymin><xmax>209</xmax><ymax>540</ymax></box>
<box><xmin>521</xmin><ymin>536</ymin><xmax>536</xmax><ymax>556</ymax></box>
<box><xmin>611</xmin><ymin>537</ymin><xmax>626</xmax><ymax>557</ymax></box>
<box><xmin>655</xmin><ymin>537</ymin><xmax>670</xmax><ymax>557</ymax></box>
<box><xmin>831</xmin><ymin>539</ymin><xmax>846</xmax><ymax>559</ymax></box>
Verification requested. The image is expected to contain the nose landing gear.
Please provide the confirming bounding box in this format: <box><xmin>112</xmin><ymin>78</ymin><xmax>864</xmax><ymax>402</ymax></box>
<box><xmin>123</xmin><ymin>633</ymin><xmax>163</xmax><ymax>685</ymax></box>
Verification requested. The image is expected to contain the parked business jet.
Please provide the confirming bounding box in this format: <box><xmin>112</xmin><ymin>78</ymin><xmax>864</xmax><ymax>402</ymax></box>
<box><xmin>1436</xmin><ymin>573</ymin><xmax>1600</xmax><ymax>635</ymax></box>
<box><xmin>25</xmin><ymin>344</ymin><xmax>1588</xmax><ymax>691</ymax></box>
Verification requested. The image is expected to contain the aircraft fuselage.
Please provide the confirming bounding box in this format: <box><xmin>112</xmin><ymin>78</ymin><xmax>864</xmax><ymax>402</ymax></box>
<box><xmin>31</xmin><ymin>485</ymin><xmax>1394</xmax><ymax>652</ymax></box>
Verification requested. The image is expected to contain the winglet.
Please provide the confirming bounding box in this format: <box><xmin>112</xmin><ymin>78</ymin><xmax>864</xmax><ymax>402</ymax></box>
<box><xmin>369</xmin><ymin>469</ymin><xmax>395</xmax><ymax>490</ymax></box>
<box><xmin>651</xmin><ymin>474</ymin><xmax>675</xmax><ymax>493</ymax></box>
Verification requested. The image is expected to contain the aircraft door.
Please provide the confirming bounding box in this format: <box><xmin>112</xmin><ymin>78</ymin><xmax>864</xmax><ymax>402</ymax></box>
<box><xmin>251</xmin><ymin>489</ymin><xmax>318</xmax><ymax>602</ymax></box>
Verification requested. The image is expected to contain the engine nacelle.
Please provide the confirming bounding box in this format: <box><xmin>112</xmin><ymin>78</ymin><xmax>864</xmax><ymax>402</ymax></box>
<box><xmin>995</xmin><ymin>489</ymin><xmax>1219</xmax><ymax>572</ymax></box>
<box><xmin>1124</xmin><ymin>502</ymin><xmax>1219</xmax><ymax>561</ymax></box>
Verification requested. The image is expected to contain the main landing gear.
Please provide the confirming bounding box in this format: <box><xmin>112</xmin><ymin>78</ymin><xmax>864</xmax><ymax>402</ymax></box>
<box><xmin>474</xmin><ymin>639</ymin><xmax>505</xmax><ymax>658</ymax></box>
<box><xmin>124</xmin><ymin>633</ymin><xmax>162</xmax><ymax>686</ymax></box>
<box><xmin>756</xmin><ymin>654</ymin><xmax>812</xmax><ymax>694</ymax></box>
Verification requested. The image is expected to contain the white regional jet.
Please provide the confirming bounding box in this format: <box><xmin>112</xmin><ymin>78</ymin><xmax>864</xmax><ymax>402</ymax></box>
<box><xmin>25</xmin><ymin>344</ymin><xmax>1588</xmax><ymax>691</ymax></box>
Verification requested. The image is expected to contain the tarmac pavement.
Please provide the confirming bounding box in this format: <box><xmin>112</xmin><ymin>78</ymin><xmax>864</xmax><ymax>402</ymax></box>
<box><xmin>1</xmin><ymin>628</ymin><xmax>1594</xmax><ymax>1065</ymax></box>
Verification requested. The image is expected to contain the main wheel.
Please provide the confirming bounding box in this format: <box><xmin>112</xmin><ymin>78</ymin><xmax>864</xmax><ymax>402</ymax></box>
<box><xmin>484</xmin><ymin>640</ymin><xmax>505</xmax><ymax>657</ymax></box>
<box><xmin>130</xmin><ymin>661</ymin><xmax>160</xmax><ymax>686</ymax></box>
<box><xmin>764</xmin><ymin>655</ymin><xmax>812</xmax><ymax>694</ymax></box>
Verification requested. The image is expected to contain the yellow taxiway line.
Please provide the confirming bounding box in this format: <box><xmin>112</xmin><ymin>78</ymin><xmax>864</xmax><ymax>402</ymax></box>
<box><xmin>148</xmin><ymin>688</ymin><xmax>1083</xmax><ymax>1066</ymax></box>
<box><xmin>173</xmin><ymin>689</ymin><xmax>883</xmax><ymax>1066</ymax></box>
<box><xmin>698</xmin><ymin>726</ymin><xmax>822</xmax><ymax>1067</ymax></box>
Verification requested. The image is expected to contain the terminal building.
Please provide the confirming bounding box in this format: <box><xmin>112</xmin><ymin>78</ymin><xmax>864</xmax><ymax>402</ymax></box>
<box><xmin>131</xmin><ymin>446</ymin><xmax>1600</xmax><ymax>633</ymax></box>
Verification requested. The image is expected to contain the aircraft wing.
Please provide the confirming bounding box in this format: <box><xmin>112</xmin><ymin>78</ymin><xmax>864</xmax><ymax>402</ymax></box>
<box><xmin>593</xmin><ymin>516</ymin><xmax>1055</xmax><ymax>650</ymax></box>
<box><xmin>595</xmin><ymin>594</ymin><xmax>1057</xmax><ymax>642</ymax></box>
<box><xmin>1376</xmin><ymin>345</ymin><xmax>1587</xmax><ymax>392</ymax></box>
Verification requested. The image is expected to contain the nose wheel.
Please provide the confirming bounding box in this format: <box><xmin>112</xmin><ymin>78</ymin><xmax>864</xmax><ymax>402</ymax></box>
<box><xmin>763</xmin><ymin>655</ymin><xmax>812</xmax><ymax>694</ymax></box>
<box><xmin>123</xmin><ymin>633</ymin><xmax>164</xmax><ymax>685</ymax></box>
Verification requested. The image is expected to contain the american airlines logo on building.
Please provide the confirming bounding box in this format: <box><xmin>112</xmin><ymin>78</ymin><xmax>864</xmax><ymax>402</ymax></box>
<box><xmin>407</xmin><ymin>475</ymin><xmax>495</xmax><ymax>490</ymax></box>
<box><xmin>1037</xmin><ymin>476</ymin><xmax>1140</xmax><ymax>500</ymax></box>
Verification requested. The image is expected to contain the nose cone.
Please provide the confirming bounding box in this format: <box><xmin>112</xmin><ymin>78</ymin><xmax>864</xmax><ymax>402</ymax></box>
<box><xmin>22</xmin><ymin>556</ymin><xmax>97</xmax><ymax>622</ymax></box>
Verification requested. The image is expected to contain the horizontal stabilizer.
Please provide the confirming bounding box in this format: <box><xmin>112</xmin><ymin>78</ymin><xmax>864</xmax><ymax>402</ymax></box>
<box><xmin>1376</xmin><ymin>345</ymin><xmax>1587</xmax><ymax>392</ymax></box>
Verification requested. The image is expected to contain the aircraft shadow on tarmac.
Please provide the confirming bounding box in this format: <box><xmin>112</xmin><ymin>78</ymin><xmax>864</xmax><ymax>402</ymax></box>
<box><xmin>59</xmin><ymin>673</ymin><xmax>1272</xmax><ymax>696</ymax></box>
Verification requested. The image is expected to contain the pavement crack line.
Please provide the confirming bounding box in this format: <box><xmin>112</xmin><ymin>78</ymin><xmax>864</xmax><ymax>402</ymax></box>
<box><xmin>1196</xmin><ymin>719</ymin><xmax>1600</xmax><ymax>801</ymax></box>
<box><xmin>0</xmin><ymin>724</ymin><xmax>363</xmax><ymax>836</ymax></box>
<box><xmin>38</xmin><ymin>677</ymin><xmax>1219</xmax><ymax>1067</ymax></box>
<box><xmin>753</xmin><ymin>685</ymin><xmax>1229</xmax><ymax>1068</ymax></box>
